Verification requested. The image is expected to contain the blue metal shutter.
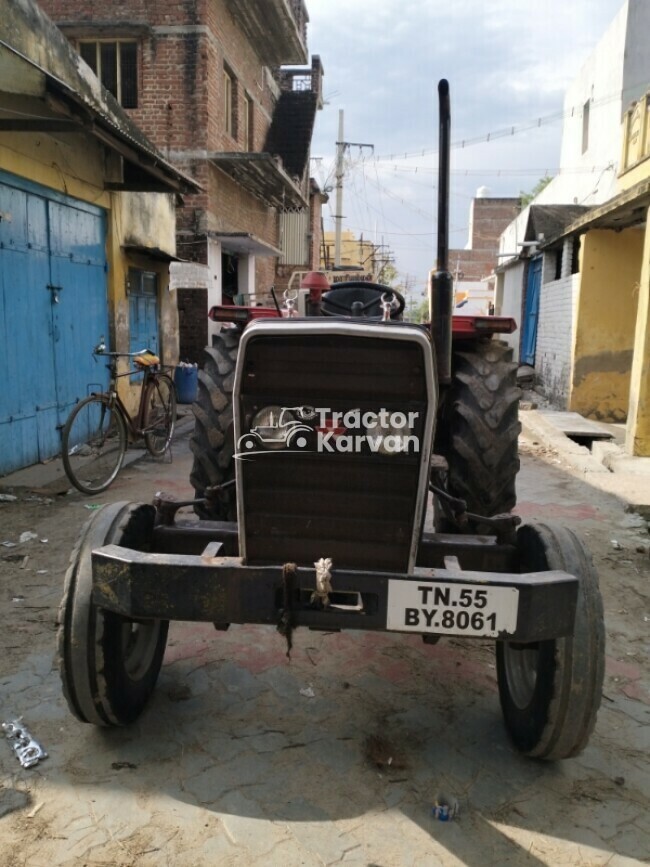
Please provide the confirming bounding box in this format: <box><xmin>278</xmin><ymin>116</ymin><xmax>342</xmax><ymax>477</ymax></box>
<box><xmin>0</xmin><ymin>170</ymin><xmax>108</xmax><ymax>475</ymax></box>
<box><xmin>521</xmin><ymin>257</ymin><xmax>542</xmax><ymax>366</ymax></box>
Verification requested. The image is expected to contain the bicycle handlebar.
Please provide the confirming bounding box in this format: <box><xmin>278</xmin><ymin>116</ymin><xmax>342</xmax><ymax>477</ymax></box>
<box><xmin>93</xmin><ymin>346</ymin><xmax>153</xmax><ymax>359</ymax></box>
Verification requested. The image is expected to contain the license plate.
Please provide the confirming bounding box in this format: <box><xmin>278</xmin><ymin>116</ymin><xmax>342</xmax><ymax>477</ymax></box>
<box><xmin>387</xmin><ymin>580</ymin><xmax>518</xmax><ymax>637</ymax></box>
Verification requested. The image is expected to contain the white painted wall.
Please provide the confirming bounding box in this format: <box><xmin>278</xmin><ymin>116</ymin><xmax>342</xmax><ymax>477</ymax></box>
<box><xmin>533</xmin><ymin>0</ymin><xmax>650</xmax><ymax>209</ymax></box>
<box><xmin>535</xmin><ymin>239</ymin><xmax>580</xmax><ymax>407</ymax></box>
<box><xmin>497</xmin><ymin>0</ymin><xmax>650</xmax><ymax>377</ymax></box>
<box><xmin>496</xmin><ymin>260</ymin><xmax>526</xmax><ymax>361</ymax></box>
<box><xmin>238</xmin><ymin>255</ymin><xmax>256</xmax><ymax>301</ymax></box>
<box><xmin>622</xmin><ymin>0</ymin><xmax>650</xmax><ymax>114</ymax></box>
<box><xmin>454</xmin><ymin>280</ymin><xmax>493</xmax><ymax>315</ymax></box>
<box><xmin>498</xmin><ymin>205</ymin><xmax>532</xmax><ymax>266</ymax></box>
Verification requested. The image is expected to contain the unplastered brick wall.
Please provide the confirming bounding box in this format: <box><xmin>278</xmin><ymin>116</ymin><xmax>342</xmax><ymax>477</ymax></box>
<box><xmin>177</xmin><ymin>288</ymin><xmax>208</xmax><ymax>365</ymax></box>
<box><xmin>448</xmin><ymin>249</ymin><xmax>498</xmax><ymax>282</ymax></box>
<box><xmin>41</xmin><ymin>0</ymin><xmax>283</xmax><ymax>246</ymax></box>
<box><xmin>535</xmin><ymin>238</ymin><xmax>579</xmax><ymax>407</ymax></box>
<box><xmin>204</xmin><ymin>0</ymin><xmax>278</xmax><ymax>154</ymax></box>
<box><xmin>42</xmin><ymin>0</ymin><xmax>311</xmax><ymax>296</ymax></box>
<box><xmin>41</xmin><ymin>0</ymin><xmax>278</xmax><ymax>156</ymax></box>
<box><xmin>449</xmin><ymin>197</ymin><xmax>521</xmax><ymax>281</ymax></box>
<box><xmin>470</xmin><ymin>198</ymin><xmax>521</xmax><ymax>248</ymax></box>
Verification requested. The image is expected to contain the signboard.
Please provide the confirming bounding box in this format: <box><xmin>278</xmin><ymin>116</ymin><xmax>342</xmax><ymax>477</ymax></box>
<box><xmin>288</xmin><ymin>270</ymin><xmax>375</xmax><ymax>290</ymax></box>
<box><xmin>169</xmin><ymin>262</ymin><xmax>210</xmax><ymax>291</ymax></box>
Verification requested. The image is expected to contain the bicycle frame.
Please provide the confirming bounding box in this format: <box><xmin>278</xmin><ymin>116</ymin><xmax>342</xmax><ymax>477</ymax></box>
<box><xmin>99</xmin><ymin>359</ymin><xmax>168</xmax><ymax>442</ymax></box>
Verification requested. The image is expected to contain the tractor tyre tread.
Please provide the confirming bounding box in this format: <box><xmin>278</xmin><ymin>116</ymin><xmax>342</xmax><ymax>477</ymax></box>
<box><xmin>189</xmin><ymin>330</ymin><xmax>240</xmax><ymax>520</ymax></box>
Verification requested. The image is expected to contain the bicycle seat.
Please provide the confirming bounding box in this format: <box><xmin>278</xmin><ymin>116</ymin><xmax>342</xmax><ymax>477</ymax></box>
<box><xmin>133</xmin><ymin>352</ymin><xmax>160</xmax><ymax>368</ymax></box>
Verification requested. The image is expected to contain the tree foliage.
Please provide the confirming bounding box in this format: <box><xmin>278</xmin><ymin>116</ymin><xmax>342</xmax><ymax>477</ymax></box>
<box><xmin>520</xmin><ymin>175</ymin><xmax>552</xmax><ymax>207</ymax></box>
<box><xmin>377</xmin><ymin>262</ymin><xmax>399</xmax><ymax>286</ymax></box>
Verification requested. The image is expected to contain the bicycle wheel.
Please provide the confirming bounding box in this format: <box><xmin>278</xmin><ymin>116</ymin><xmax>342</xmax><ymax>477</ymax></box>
<box><xmin>143</xmin><ymin>374</ymin><xmax>176</xmax><ymax>456</ymax></box>
<box><xmin>62</xmin><ymin>395</ymin><xmax>127</xmax><ymax>494</ymax></box>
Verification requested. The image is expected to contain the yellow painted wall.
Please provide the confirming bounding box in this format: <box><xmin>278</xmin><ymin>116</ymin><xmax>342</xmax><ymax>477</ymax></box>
<box><xmin>0</xmin><ymin>133</ymin><xmax>178</xmax><ymax>416</ymax></box>
<box><xmin>110</xmin><ymin>192</ymin><xmax>178</xmax><ymax>415</ymax></box>
<box><xmin>619</xmin><ymin>158</ymin><xmax>650</xmax><ymax>191</ymax></box>
<box><xmin>619</xmin><ymin>92</ymin><xmax>650</xmax><ymax>191</ymax></box>
<box><xmin>626</xmin><ymin>206</ymin><xmax>650</xmax><ymax>455</ymax></box>
<box><xmin>0</xmin><ymin>132</ymin><xmax>109</xmax><ymax>208</ymax></box>
<box><xmin>570</xmin><ymin>229</ymin><xmax>642</xmax><ymax>421</ymax></box>
<box><xmin>321</xmin><ymin>230</ymin><xmax>377</xmax><ymax>272</ymax></box>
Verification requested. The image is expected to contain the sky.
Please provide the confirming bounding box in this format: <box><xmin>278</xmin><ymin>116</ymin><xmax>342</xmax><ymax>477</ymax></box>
<box><xmin>306</xmin><ymin>0</ymin><xmax>626</xmax><ymax>294</ymax></box>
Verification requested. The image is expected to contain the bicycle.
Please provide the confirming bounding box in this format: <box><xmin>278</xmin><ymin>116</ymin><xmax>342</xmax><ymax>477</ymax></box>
<box><xmin>61</xmin><ymin>341</ymin><xmax>177</xmax><ymax>494</ymax></box>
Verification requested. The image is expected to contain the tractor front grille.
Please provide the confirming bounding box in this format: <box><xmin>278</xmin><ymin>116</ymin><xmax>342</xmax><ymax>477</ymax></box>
<box><xmin>234</xmin><ymin>321</ymin><xmax>435</xmax><ymax>573</ymax></box>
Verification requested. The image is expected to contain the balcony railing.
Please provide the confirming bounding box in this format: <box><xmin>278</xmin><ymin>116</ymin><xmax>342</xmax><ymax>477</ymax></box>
<box><xmin>277</xmin><ymin>56</ymin><xmax>323</xmax><ymax>108</ymax></box>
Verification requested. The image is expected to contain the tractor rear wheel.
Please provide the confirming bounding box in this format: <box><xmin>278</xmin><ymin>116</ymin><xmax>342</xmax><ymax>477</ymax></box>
<box><xmin>436</xmin><ymin>339</ymin><xmax>520</xmax><ymax>531</ymax></box>
<box><xmin>189</xmin><ymin>328</ymin><xmax>240</xmax><ymax>520</ymax></box>
<box><xmin>496</xmin><ymin>522</ymin><xmax>605</xmax><ymax>760</ymax></box>
<box><xmin>58</xmin><ymin>502</ymin><xmax>168</xmax><ymax>726</ymax></box>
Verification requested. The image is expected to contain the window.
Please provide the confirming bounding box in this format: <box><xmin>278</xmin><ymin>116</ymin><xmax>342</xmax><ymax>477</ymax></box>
<box><xmin>544</xmin><ymin>247</ymin><xmax>563</xmax><ymax>283</ymax></box>
<box><xmin>243</xmin><ymin>93</ymin><xmax>254</xmax><ymax>150</ymax></box>
<box><xmin>79</xmin><ymin>41</ymin><xmax>138</xmax><ymax>108</ymax></box>
<box><xmin>224</xmin><ymin>68</ymin><xmax>234</xmax><ymax>138</ymax></box>
<box><xmin>582</xmin><ymin>99</ymin><xmax>590</xmax><ymax>154</ymax></box>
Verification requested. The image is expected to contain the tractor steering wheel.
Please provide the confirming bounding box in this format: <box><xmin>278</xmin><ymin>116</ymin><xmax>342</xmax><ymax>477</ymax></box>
<box><xmin>321</xmin><ymin>281</ymin><xmax>406</xmax><ymax>319</ymax></box>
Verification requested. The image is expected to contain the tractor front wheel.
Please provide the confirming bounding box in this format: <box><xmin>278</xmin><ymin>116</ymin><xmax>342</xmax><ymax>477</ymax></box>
<box><xmin>496</xmin><ymin>522</ymin><xmax>605</xmax><ymax>760</ymax></box>
<box><xmin>58</xmin><ymin>502</ymin><xmax>168</xmax><ymax>726</ymax></box>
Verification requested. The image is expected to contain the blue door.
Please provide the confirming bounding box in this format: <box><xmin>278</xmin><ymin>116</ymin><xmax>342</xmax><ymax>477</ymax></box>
<box><xmin>48</xmin><ymin>197</ymin><xmax>108</xmax><ymax>423</ymax></box>
<box><xmin>0</xmin><ymin>171</ymin><xmax>108</xmax><ymax>475</ymax></box>
<box><xmin>128</xmin><ymin>268</ymin><xmax>159</xmax><ymax>381</ymax></box>
<box><xmin>521</xmin><ymin>256</ymin><xmax>542</xmax><ymax>366</ymax></box>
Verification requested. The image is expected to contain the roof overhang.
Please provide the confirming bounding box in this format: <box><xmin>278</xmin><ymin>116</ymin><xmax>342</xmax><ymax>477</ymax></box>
<box><xmin>208</xmin><ymin>232</ymin><xmax>282</xmax><ymax>257</ymax></box>
<box><xmin>0</xmin><ymin>39</ymin><xmax>200</xmax><ymax>196</ymax></box>
<box><xmin>123</xmin><ymin>244</ymin><xmax>181</xmax><ymax>262</ymax></box>
<box><xmin>224</xmin><ymin>0</ymin><xmax>308</xmax><ymax>65</ymax></box>
<box><xmin>541</xmin><ymin>179</ymin><xmax>650</xmax><ymax>247</ymax></box>
<box><xmin>209</xmin><ymin>153</ymin><xmax>306</xmax><ymax>208</ymax></box>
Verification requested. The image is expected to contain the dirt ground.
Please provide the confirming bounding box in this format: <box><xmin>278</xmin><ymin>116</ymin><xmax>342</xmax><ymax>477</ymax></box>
<box><xmin>0</xmin><ymin>430</ymin><xmax>648</xmax><ymax>866</ymax></box>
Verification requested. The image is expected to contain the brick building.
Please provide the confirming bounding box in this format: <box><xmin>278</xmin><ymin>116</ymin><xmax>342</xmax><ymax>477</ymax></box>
<box><xmin>41</xmin><ymin>0</ymin><xmax>325</xmax><ymax>354</ymax></box>
<box><xmin>448</xmin><ymin>190</ymin><xmax>520</xmax><ymax>314</ymax></box>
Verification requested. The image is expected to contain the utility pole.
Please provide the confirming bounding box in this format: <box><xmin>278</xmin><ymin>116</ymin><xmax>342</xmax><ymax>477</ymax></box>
<box><xmin>334</xmin><ymin>111</ymin><xmax>345</xmax><ymax>268</ymax></box>
<box><xmin>333</xmin><ymin>109</ymin><xmax>374</xmax><ymax>267</ymax></box>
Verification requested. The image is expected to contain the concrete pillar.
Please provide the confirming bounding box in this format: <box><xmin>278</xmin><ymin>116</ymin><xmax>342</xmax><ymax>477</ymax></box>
<box><xmin>207</xmin><ymin>238</ymin><xmax>222</xmax><ymax>345</ymax></box>
<box><xmin>238</xmin><ymin>254</ymin><xmax>256</xmax><ymax>302</ymax></box>
<box><xmin>626</xmin><ymin>208</ymin><xmax>650</xmax><ymax>455</ymax></box>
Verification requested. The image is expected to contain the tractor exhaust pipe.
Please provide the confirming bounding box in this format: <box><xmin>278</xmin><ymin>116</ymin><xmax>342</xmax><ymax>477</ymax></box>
<box><xmin>430</xmin><ymin>79</ymin><xmax>453</xmax><ymax>384</ymax></box>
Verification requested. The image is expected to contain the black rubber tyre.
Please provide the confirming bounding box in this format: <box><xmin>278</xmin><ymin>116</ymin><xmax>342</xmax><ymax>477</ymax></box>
<box><xmin>58</xmin><ymin>502</ymin><xmax>169</xmax><ymax>726</ymax></box>
<box><xmin>496</xmin><ymin>522</ymin><xmax>605</xmax><ymax>760</ymax></box>
<box><xmin>189</xmin><ymin>329</ymin><xmax>240</xmax><ymax>520</ymax></box>
<box><xmin>437</xmin><ymin>339</ymin><xmax>521</xmax><ymax>531</ymax></box>
<box><xmin>143</xmin><ymin>373</ymin><xmax>177</xmax><ymax>456</ymax></box>
<box><xmin>62</xmin><ymin>395</ymin><xmax>127</xmax><ymax>494</ymax></box>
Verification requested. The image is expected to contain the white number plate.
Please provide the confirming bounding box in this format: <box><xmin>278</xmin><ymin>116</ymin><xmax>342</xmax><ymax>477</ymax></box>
<box><xmin>387</xmin><ymin>580</ymin><xmax>519</xmax><ymax>637</ymax></box>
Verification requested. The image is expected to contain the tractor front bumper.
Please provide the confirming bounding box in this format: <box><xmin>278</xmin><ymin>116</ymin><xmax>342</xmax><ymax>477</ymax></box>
<box><xmin>91</xmin><ymin>543</ymin><xmax>578</xmax><ymax>642</ymax></box>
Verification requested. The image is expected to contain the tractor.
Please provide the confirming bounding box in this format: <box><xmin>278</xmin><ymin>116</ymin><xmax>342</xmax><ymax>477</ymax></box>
<box><xmin>58</xmin><ymin>81</ymin><xmax>604</xmax><ymax>760</ymax></box>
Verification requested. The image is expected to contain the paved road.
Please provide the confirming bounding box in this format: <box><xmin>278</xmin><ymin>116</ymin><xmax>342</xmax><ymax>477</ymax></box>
<box><xmin>0</xmin><ymin>430</ymin><xmax>648</xmax><ymax>866</ymax></box>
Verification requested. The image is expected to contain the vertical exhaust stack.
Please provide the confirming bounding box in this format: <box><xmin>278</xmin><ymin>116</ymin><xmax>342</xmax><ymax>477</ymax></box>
<box><xmin>430</xmin><ymin>79</ymin><xmax>453</xmax><ymax>384</ymax></box>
